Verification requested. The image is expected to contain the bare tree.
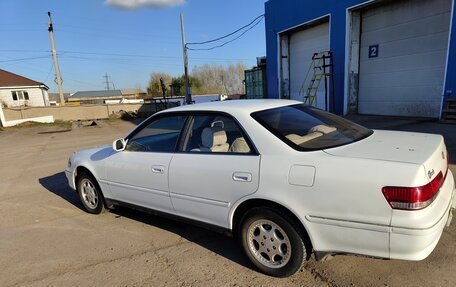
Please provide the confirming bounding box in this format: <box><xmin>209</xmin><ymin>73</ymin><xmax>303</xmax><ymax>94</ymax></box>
<box><xmin>146</xmin><ymin>63</ymin><xmax>247</xmax><ymax>98</ymax></box>
<box><xmin>224</xmin><ymin>62</ymin><xmax>247</xmax><ymax>95</ymax></box>
<box><xmin>191</xmin><ymin>62</ymin><xmax>247</xmax><ymax>95</ymax></box>
<box><xmin>191</xmin><ymin>64</ymin><xmax>222</xmax><ymax>94</ymax></box>
<box><xmin>148</xmin><ymin>72</ymin><xmax>173</xmax><ymax>97</ymax></box>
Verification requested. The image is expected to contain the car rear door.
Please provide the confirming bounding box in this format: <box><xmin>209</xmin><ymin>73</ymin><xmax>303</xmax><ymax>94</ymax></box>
<box><xmin>168</xmin><ymin>113</ymin><xmax>260</xmax><ymax>228</ymax></box>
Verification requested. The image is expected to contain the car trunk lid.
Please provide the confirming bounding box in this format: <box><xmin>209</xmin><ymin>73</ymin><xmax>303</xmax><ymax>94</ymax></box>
<box><xmin>324</xmin><ymin>130</ymin><xmax>448</xmax><ymax>182</ymax></box>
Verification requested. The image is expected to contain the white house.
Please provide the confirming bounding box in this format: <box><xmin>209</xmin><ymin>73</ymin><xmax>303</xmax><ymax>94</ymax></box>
<box><xmin>0</xmin><ymin>69</ymin><xmax>50</xmax><ymax>107</ymax></box>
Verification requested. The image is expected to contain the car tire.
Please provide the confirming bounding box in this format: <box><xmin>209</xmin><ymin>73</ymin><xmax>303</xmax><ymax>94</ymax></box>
<box><xmin>239</xmin><ymin>207</ymin><xmax>307</xmax><ymax>277</ymax></box>
<box><xmin>77</xmin><ymin>171</ymin><xmax>105</xmax><ymax>214</ymax></box>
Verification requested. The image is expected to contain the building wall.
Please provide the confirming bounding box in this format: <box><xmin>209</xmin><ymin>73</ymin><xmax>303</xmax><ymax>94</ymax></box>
<box><xmin>0</xmin><ymin>86</ymin><xmax>49</xmax><ymax>107</ymax></box>
<box><xmin>265</xmin><ymin>0</ymin><xmax>456</xmax><ymax>115</ymax></box>
<box><xmin>446</xmin><ymin>0</ymin><xmax>456</xmax><ymax>96</ymax></box>
<box><xmin>2</xmin><ymin>103</ymin><xmax>177</xmax><ymax>122</ymax></box>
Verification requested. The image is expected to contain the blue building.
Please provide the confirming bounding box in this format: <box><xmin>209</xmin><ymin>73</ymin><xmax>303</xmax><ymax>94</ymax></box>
<box><xmin>265</xmin><ymin>0</ymin><xmax>456</xmax><ymax>118</ymax></box>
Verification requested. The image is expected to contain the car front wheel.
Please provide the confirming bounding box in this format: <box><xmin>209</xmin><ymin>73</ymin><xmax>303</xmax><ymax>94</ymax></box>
<box><xmin>239</xmin><ymin>207</ymin><xmax>307</xmax><ymax>277</ymax></box>
<box><xmin>77</xmin><ymin>171</ymin><xmax>105</xmax><ymax>214</ymax></box>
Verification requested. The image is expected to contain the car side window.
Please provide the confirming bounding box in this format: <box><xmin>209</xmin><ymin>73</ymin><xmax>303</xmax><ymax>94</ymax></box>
<box><xmin>126</xmin><ymin>115</ymin><xmax>187</xmax><ymax>152</ymax></box>
<box><xmin>183</xmin><ymin>114</ymin><xmax>252</xmax><ymax>154</ymax></box>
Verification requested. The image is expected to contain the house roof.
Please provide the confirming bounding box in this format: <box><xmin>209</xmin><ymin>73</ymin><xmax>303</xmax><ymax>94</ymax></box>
<box><xmin>70</xmin><ymin>90</ymin><xmax>122</xmax><ymax>99</ymax></box>
<box><xmin>0</xmin><ymin>69</ymin><xmax>48</xmax><ymax>89</ymax></box>
<box><xmin>121</xmin><ymin>89</ymin><xmax>146</xmax><ymax>95</ymax></box>
<box><xmin>48</xmin><ymin>92</ymin><xmax>72</xmax><ymax>103</ymax></box>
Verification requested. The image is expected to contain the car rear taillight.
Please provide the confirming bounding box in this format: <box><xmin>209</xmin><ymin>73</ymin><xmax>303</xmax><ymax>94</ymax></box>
<box><xmin>382</xmin><ymin>171</ymin><xmax>445</xmax><ymax>210</ymax></box>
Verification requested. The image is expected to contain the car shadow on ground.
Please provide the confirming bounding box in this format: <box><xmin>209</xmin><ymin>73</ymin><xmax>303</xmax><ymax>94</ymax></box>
<box><xmin>38</xmin><ymin>172</ymin><xmax>253</xmax><ymax>271</ymax></box>
<box><xmin>38</xmin><ymin>172</ymin><xmax>84</xmax><ymax>210</ymax></box>
<box><xmin>109</xmin><ymin>206</ymin><xmax>253</xmax><ymax>270</ymax></box>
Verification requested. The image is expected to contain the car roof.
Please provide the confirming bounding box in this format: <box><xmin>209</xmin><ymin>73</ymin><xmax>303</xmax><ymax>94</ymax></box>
<box><xmin>162</xmin><ymin>99</ymin><xmax>302</xmax><ymax>115</ymax></box>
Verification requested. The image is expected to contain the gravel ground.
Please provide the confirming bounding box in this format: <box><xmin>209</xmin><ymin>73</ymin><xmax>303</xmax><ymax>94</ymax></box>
<box><xmin>0</xmin><ymin>117</ymin><xmax>455</xmax><ymax>287</ymax></box>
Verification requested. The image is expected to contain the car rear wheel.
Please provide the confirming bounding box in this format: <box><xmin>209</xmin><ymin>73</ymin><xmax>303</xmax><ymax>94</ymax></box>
<box><xmin>239</xmin><ymin>207</ymin><xmax>307</xmax><ymax>277</ymax></box>
<box><xmin>77</xmin><ymin>171</ymin><xmax>105</xmax><ymax>214</ymax></box>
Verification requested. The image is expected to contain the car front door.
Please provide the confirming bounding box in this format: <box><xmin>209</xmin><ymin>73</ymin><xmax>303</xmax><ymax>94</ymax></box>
<box><xmin>105</xmin><ymin>114</ymin><xmax>187</xmax><ymax>213</ymax></box>
<box><xmin>169</xmin><ymin>113</ymin><xmax>260</xmax><ymax>228</ymax></box>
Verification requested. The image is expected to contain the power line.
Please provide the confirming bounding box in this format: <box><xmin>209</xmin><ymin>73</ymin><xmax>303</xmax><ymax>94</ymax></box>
<box><xmin>0</xmin><ymin>56</ymin><xmax>51</xmax><ymax>63</ymax></box>
<box><xmin>0</xmin><ymin>49</ymin><xmax>252</xmax><ymax>61</ymax></box>
<box><xmin>55</xmin><ymin>23</ymin><xmax>181</xmax><ymax>41</ymax></box>
<box><xmin>59</xmin><ymin>55</ymin><xmax>183</xmax><ymax>68</ymax></box>
<box><xmin>59</xmin><ymin>51</ymin><xmax>250</xmax><ymax>61</ymax></box>
<box><xmin>43</xmin><ymin>62</ymin><xmax>55</xmax><ymax>83</ymax></box>
<box><xmin>0</xmin><ymin>28</ymin><xmax>44</xmax><ymax>32</ymax></box>
<box><xmin>186</xmin><ymin>14</ymin><xmax>264</xmax><ymax>46</ymax></box>
<box><xmin>186</xmin><ymin>16</ymin><xmax>264</xmax><ymax>51</ymax></box>
<box><xmin>60</xmin><ymin>54</ymin><xmax>247</xmax><ymax>63</ymax></box>
<box><xmin>0</xmin><ymin>54</ymin><xmax>52</xmax><ymax>73</ymax></box>
<box><xmin>63</xmin><ymin>77</ymin><xmax>105</xmax><ymax>89</ymax></box>
<box><xmin>60</xmin><ymin>50</ymin><xmax>181</xmax><ymax>59</ymax></box>
<box><xmin>0</xmin><ymin>49</ymin><xmax>52</xmax><ymax>55</ymax></box>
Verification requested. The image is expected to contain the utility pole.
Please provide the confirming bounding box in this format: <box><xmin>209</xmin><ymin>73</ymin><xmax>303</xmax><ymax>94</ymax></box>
<box><xmin>104</xmin><ymin>73</ymin><xmax>111</xmax><ymax>90</ymax></box>
<box><xmin>180</xmin><ymin>13</ymin><xmax>192</xmax><ymax>105</ymax></box>
<box><xmin>47</xmin><ymin>12</ymin><xmax>65</xmax><ymax>106</ymax></box>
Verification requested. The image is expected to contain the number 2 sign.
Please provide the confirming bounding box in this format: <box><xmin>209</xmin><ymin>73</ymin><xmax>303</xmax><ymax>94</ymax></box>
<box><xmin>369</xmin><ymin>45</ymin><xmax>379</xmax><ymax>58</ymax></box>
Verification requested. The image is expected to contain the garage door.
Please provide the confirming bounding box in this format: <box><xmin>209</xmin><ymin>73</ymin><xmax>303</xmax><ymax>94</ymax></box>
<box><xmin>289</xmin><ymin>21</ymin><xmax>329</xmax><ymax>110</ymax></box>
<box><xmin>358</xmin><ymin>0</ymin><xmax>452</xmax><ymax>117</ymax></box>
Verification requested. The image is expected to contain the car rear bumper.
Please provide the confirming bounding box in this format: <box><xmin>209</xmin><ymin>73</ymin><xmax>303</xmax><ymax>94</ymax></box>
<box><xmin>389</xmin><ymin>170</ymin><xmax>455</xmax><ymax>260</ymax></box>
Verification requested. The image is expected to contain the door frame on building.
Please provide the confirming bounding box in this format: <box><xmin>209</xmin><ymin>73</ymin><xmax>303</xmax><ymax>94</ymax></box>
<box><xmin>443</xmin><ymin>0</ymin><xmax>456</xmax><ymax>108</ymax></box>
<box><xmin>277</xmin><ymin>14</ymin><xmax>331</xmax><ymax>100</ymax></box>
<box><xmin>344</xmin><ymin>0</ymin><xmax>455</xmax><ymax>117</ymax></box>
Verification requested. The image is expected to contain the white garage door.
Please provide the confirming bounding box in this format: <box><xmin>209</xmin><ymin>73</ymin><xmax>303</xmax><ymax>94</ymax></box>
<box><xmin>358</xmin><ymin>0</ymin><xmax>452</xmax><ymax>117</ymax></box>
<box><xmin>289</xmin><ymin>22</ymin><xmax>329</xmax><ymax>110</ymax></box>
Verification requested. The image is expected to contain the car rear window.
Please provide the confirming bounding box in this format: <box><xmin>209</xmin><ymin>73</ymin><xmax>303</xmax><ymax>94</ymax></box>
<box><xmin>251</xmin><ymin>104</ymin><xmax>373</xmax><ymax>151</ymax></box>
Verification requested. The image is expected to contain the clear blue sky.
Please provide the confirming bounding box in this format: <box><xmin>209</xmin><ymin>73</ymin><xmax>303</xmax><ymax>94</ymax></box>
<box><xmin>0</xmin><ymin>0</ymin><xmax>266</xmax><ymax>93</ymax></box>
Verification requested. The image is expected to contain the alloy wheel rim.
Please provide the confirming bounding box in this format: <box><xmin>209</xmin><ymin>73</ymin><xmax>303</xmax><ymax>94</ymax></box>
<box><xmin>80</xmin><ymin>179</ymin><xmax>98</xmax><ymax>209</ymax></box>
<box><xmin>247</xmin><ymin>219</ymin><xmax>291</xmax><ymax>268</ymax></box>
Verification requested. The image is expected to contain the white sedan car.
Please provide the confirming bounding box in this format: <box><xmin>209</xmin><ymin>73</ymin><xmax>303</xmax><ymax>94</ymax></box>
<box><xmin>66</xmin><ymin>100</ymin><xmax>455</xmax><ymax>277</ymax></box>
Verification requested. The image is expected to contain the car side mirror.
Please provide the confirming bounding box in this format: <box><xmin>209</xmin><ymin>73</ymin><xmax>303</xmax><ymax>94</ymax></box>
<box><xmin>113</xmin><ymin>138</ymin><xmax>127</xmax><ymax>152</ymax></box>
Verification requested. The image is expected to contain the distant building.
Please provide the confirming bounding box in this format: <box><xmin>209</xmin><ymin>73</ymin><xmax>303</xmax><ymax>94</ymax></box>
<box><xmin>68</xmin><ymin>89</ymin><xmax>147</xmax><ymax>104</ymax></box>
<box><xmin>69</xmin><ymin>90</ymin><xmax>123</xmax><ymax>104</ymax></box>
<box><xmin>48</xmin><ymin>92</ymin><xmax>72</xmax><ymax>105</ymax></box>
<box><xmin>0</xmin><ymin>69</ymin><xmax>50</xmax><ymax>107</ymax></box>
<box><xmin>121</xmin><ymin>89</ymin><xmax>147</xmax><ymax>99</ymax></box>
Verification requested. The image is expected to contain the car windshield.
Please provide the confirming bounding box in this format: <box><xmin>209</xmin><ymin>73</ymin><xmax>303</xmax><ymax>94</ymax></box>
<box><xmin>251</xmin><ymin>104</ymin><xmax>373</xmax><ymax>151</ymax></box>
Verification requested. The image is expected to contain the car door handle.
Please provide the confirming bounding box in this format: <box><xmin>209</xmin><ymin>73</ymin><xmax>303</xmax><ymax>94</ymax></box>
<box><xmin>151</xmin><ymin>165</ymin><xmax>165</xmax><ymax>174</ymax></box>
<box><xmin>233</xmin><ymin>172</ymin><xmax>252</xmax><ymax>182</ymax></box>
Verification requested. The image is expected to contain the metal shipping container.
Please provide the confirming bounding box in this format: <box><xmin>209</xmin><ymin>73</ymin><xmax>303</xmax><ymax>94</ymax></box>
<box><xmin>245</xmin><ymin>66</ymin><xmax>267</xmax><ymax>99</ymax></box>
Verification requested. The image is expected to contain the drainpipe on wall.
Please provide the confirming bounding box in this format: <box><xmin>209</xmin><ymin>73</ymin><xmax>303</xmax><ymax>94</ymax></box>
<box><xmin>0</xmin><ymin>105</ymin><xmax>6</xmax><ymax>127</ymax></box>
<box><xmin>41</xmin><ymin>88</ymin><xmax>48</xmax><ymax>106</ymax></box>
